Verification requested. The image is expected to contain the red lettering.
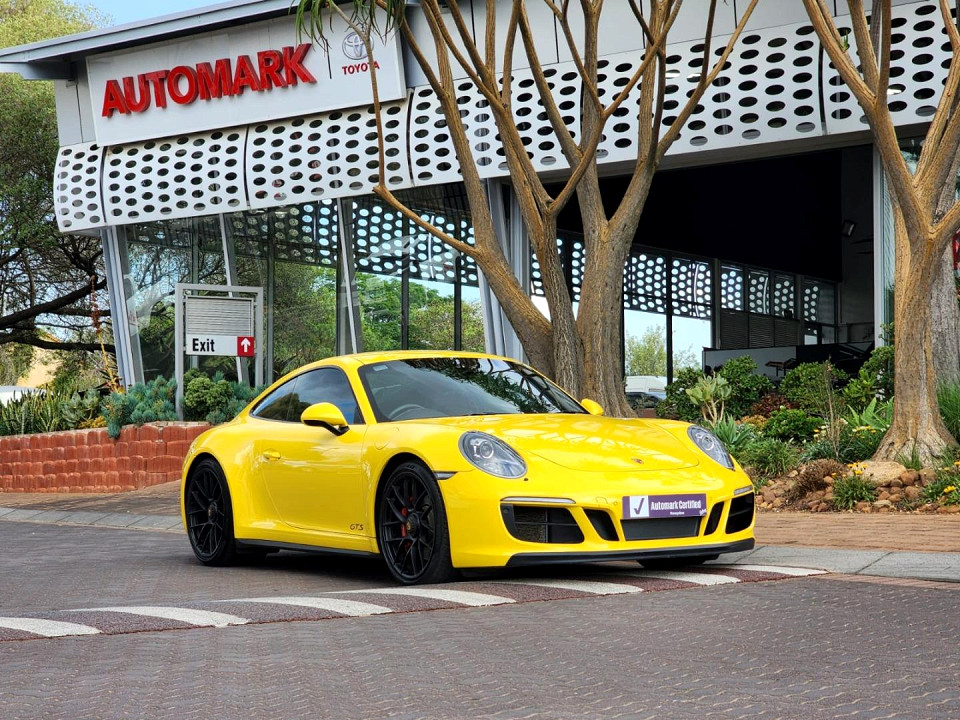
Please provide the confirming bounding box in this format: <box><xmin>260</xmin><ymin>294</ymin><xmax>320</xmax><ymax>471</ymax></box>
<box><xmin>232</xmin><ymin>55</ymin><xmax>261</xmax><ymax>95</ymax></box>
<box><xmin>101</xmin><ymin>79</ymin><xmax>129</xmax><ymax>117</ymax></box>
<box><xmin>196</xmin><ymin>59</ymin><xmax>233</xmax><ymax>100</ymax></box>
<box><xmin>121</xmin><ymin>75</ymin><xmax>150</xmax><ymax>113</ymax></box>
<box><xmin>257</xmin><ymin>50</ymin><xmax>285</xmax><ymax>89</ymax></box>
<box><xmin>282</xmin><ymin>44</ymin><xmax>316</xmax><ymax>85</ymax></box>
<box><xmin>101</xmin><ymin>44</ymin><xmax>316</xmax><ymax>115</ymax></box>
<box><xmin>342</xmin><ymin>60</ymin><xmax>380</xmax><ymax>76</ymax></box>
<box><xmin>167</xmin><ymin>65</ymin><xmax>199</xmax><ymax>104</ymax></box>
<box><xmin>143</xmin><ymin>70</ymin><xmax>169</xmax><ymax>108</ymax></box>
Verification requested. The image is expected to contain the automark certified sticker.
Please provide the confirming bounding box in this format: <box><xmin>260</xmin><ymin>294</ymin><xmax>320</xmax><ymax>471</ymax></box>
<box><xmin>622</xmin><ymin>493</ymin><xmax>707</xmax><ymax>519</ymax></box>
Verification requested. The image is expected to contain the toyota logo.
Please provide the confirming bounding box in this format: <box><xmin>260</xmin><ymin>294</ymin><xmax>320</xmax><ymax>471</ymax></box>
<box><xmin>343</xmin><ymin>32</ymin><xmax>367</xmax><ymax>61</ymax></box>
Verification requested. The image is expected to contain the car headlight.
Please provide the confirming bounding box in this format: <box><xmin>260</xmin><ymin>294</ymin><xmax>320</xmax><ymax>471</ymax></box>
<box><xmin>458</xmin><ymin>432</ymin><xmax>527</xmax><ymax>478</ymax></box>
<box><xmin>687</xmin><ymin>425</ymin><xmax>734</xmax><ymax>470</ymax></box>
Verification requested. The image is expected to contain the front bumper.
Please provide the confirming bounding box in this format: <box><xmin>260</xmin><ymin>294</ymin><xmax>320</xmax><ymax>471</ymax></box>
<box><xmin>440</xmin><ymin>465</ymin><xmax>756</xmax><ymax>569</ymax></box>
<box><xmin>505</xmin><ymin>538</ymin><xmax>755</xmax><ymax>567</ymax></box>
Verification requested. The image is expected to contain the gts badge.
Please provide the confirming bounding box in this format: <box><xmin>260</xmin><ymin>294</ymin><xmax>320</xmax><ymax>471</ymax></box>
<box><xmin>631</xmin><ymin>458</ymin><xmax>644</xmax><ymax>465</ymax></box>
<box><xmin>349</xmin><ymin>523</ymin><xmax>364</xmax><ymax>532</ymax></box>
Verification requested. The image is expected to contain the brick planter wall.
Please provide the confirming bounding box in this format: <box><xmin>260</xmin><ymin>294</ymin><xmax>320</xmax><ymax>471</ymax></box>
<box><xmin>0</xmin><ymin>422</ymin><xmax>210</xmax><ymax>493</ymax></box>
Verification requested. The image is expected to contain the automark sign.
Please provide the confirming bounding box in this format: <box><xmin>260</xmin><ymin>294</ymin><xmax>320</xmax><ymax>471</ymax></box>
<box><xmin>86</xmin><ymin>12</ymin><xmax>405</xmax><ymax>144</ymax></box>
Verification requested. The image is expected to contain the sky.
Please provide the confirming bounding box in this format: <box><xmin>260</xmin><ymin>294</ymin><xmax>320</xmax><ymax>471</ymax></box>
<box><xmin>91</xmin><ymin>0</ymin><xmax>220</xmax><ymax>26</ymax></box>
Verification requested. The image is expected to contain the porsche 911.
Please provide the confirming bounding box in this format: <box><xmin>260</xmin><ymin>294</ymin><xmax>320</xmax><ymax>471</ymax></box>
<box><xmin>181</xmin><ymin>351</ymin><xmax>755</xmax><ymax>584</ymax></box>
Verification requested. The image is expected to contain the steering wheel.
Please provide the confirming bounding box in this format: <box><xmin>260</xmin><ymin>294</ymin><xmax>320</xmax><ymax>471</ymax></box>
<box><xmin>388</xmin><ymin>403</ymin><xmax>428</xmax><ymax>421</ymax></box>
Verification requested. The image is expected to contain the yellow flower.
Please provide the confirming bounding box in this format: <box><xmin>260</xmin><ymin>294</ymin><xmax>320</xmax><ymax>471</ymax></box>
<box><xmin>953</xmin><ymin>461</ymin><xmax>960</xmax><ymax>467</ymax></box>
<box><xmin>943</xmin><ymin>486</ymin><xmax>956</xmax><ymax>494</ymax></box>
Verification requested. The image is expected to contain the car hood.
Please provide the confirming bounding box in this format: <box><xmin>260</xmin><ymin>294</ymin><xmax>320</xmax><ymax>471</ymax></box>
<box><xmin>410</xmin><ymin>414</ymin><xmax>700</xmax><ymax>472</ymax></box>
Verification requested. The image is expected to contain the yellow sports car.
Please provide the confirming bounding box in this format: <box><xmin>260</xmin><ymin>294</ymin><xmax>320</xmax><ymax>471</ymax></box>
<box><xmin>181</xmin><ymin>351</ymin><xmax>755</xmax><ymax>584</ymax></box>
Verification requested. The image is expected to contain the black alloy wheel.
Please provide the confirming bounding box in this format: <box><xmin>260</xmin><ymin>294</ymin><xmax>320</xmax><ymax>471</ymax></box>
<box><xmin>377</xmin><ymin>461</ymin><xmax>457</xmax><ymax>585</ymax></box>
<box><xmin>185</xmin><ymin>458</ymin><xmax>237</xmax><ymax>566</ymax></box>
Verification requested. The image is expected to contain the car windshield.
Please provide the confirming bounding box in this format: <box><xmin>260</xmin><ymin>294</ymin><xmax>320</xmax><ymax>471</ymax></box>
<box><xmin>358</xmin><ymin>357</ymin><xmax>586</xmax><ymax>422</ymax></box>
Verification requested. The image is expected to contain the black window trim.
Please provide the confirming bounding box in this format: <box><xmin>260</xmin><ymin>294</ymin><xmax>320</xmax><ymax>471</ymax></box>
<box><xmin>250</xmin><ymin>366</ymin><xmax>366</xmax><ymax>425</ymax></box>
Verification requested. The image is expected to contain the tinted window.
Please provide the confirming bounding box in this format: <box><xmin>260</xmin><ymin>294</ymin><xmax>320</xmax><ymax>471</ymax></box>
<box><xmin>252</xmin><ymin>378</ymin><xmax>301</xmax><ymax>422</ymax></box>
<box><xmin>358</xmin><ymin>357</ymin><xmax>584</xmax><ymax>422</ymax></box>
<box><xmin>289</xmin><ymin>368</ymin><xmax>364</xmax><ymax>424</ymax></box>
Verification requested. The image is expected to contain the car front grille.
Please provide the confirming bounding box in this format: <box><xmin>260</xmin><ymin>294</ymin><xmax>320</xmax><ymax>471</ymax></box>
<box><xmin>501</xmin><ymin>505</ymin><xmax>584</xmax><ymax>544</ymax></box>
<box><xmin>621</xmin><ymin>517</ymin><xmax>701</xmax><ymax>541</ymax></box>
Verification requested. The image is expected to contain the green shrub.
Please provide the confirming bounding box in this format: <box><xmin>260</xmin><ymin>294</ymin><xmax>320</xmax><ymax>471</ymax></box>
<box><xmin>842</xmin><ymin>347</ymin><xmax>894</xmax><ymax>411</ymax></box>
<box><xmin>845</xmin><ymin>426</ymin><xmax>885</xmax><ymax>462</ymax></box>
<box><xmin>685</xmin><ymin>375</ymin><xmax>732</xmax><ymax>424</ymax></box>
<box><xmin>709</xmin><ymin>417</ymin><xmax>758</xmax><ymax>455</ymax></box>
<box><xmin>100</xmin><ymin>377</ymin><xmax>177</xmax><ymax>439</ymax></box>
<box><xmin>59</xmin><ymin>389</ymin><xmax>102</xmax><ymax>430</ymax></box>
<box><xmin>763</xmin><ymin>408</ymin><xmax>821</xmax><ymax>441</ymax></box>
<box><xmin>0</xmin><ymin>391</ymin><xmax>63</xmax><ymax>436</ymax></box>
<box><xmin>658</xmin><ymin>367</ymin><xmax>702</xmax><ymax>422</ymax></box>
<box><xmin>831</xmin><ymin>474</ymin><xmax>877</xmax><ymax>510</ymax></box>
<box><xmin>939</xmin><ymin>381</ymin><xmax>960</xmax><ymax>443</ymax></box>
<box><xmin>780</xmin><ymin>362</ymin><xmax>847</xmax><ymax>414</ymax></box>
<box><xmin>735</xmin><ymin>438</ymin><xmax>800</xmax><ymax>478</ymax></box>
<box><xmin>716</xmin><ymin>356</ymin><xmax>774</xmax><ymax>419</ymax></box>
<box><xmin>920</xmin><ymin>465</ymin><xmax>960</xmax><ymax>506</ymax></box>
<box><xmin>659</xmin><ymin>356</ymin><xmax>772</xmax><ymax>422</ymax></box>
<box><xmin>800</xmin><ymin>422</ymin><xmax>884</xmax><ymax>464</ymax></box>
<box><xmin>183</xmin><ymin>370</ymin><xmax>262</xmax><ymax>426</ymax></box>
<box><xmin>861</xmin><ymin>345</ymin><xmax>894</xmax><ymax>399</ymax></box>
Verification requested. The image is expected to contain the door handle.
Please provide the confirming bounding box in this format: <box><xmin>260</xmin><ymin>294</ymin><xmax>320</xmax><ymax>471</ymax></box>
<box><xmin>262</xmin><ymin>450</ymin><xmax>281</xmax><ymax>461</ymax></box>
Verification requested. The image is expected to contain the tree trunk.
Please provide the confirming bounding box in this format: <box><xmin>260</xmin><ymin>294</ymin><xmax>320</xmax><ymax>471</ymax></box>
<box><xmin>576</xmin><ymin>237</ymin><xmax>634</xmax><ymax>417</ymax></box>
<box><xmin>931</xmin><ymin>241</ymin><xmax>960</xmax><ymax>384</ymax></box>
<box><xmin>875</xmin><ymin>218</ymin><xmax>957</xmax><ymax>463</ymax></box>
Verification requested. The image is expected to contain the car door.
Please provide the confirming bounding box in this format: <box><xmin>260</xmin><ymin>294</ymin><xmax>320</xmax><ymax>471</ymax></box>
<box><xmin>255</xmin><ymin>367</ymin><xmax>368</xmax><ymax>537</ymax></box>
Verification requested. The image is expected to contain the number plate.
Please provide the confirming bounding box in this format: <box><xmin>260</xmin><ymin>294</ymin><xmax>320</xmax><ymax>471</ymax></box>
<box><xmin>622</xmin><ymin>493</ymin><xmax>707</xmax><ymax>519</ymax></box>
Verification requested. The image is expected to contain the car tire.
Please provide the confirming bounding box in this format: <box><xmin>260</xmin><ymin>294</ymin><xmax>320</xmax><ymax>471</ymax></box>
<box><xmin>377</xmin><ymin>460</ymin><xmax>458</xmax><ymax>585</ymax></box>
<box><xmin>184</xmin><ymin>457</ymin><xmax>238</xmax><ymax>567</ymax></box>
<box><xmin>638</xmin><ymin>554</ymin><xmax>718</xmax><ymax>570</ymax></box>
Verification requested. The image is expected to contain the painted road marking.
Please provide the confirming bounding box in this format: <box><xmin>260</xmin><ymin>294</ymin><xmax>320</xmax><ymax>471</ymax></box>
<box><xmin>0</xmin><ymin>617</ymin><xmax>100</xmax><ymax>637</ymax></box>
<box><xmin>497</xmin><ymin>579</ymin><xmax>643</xmax><ymax>595</ymax></box>
<box><xmin>338</xmin><ymin>587</ymin><xmax>515</xmax><ymax>607</ymax></box>
<box><xmin>79</xmin><ymin>606</ymin><xmax>248</xmax><ymax>628</ymax></box>
<box><xmin>638</xmin><ymin>570</ymin><xmax>740</xmax><ymax>586</ymax></box>
<box><xmin>237</xmin><ymin>597</ymin><xmax>393</xmax><ymax>616</ymax></box>
<box><xmin>713</xmin><ymin>564</ymin><xmax>827</xmax><ymax>577</ymax></box>
<box><xmin>1</xmin><ymin>566</ymin><xmax>825</xmax><ymax>643</ymax></box>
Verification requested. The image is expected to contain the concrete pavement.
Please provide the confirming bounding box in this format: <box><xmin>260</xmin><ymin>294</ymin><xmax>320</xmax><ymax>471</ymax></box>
<box><xmin>2</xmin><ymin>481</ymin><xmax>960</xmax><ymax>582</ymax></box>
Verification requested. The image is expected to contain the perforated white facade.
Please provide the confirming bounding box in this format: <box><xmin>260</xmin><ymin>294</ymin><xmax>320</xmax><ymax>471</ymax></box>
<box><xmin>50</xmin><ymin>0</ymin><xmax>953</xmax><ymax>233</ymax></box>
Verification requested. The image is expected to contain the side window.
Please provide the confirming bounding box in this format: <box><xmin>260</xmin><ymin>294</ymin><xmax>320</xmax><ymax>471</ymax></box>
<box><xmin>290</xmin><ymin>368</ymin><xmax>364</xmax><ymax>425</ymax></box>
<box><xmin>251</xmin><ymin>377</ymin><xmax>302</xmax><ymax>422</ymax></box>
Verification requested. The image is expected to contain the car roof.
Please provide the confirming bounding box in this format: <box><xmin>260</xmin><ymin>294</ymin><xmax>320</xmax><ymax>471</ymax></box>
<box><xmin>312</xmin><ymin>350</ymin><xmax>513</xmax><ymax>370</ymax></box>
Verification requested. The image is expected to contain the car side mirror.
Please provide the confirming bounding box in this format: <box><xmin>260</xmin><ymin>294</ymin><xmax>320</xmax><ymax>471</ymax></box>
<box><xmin>300</xmin><ymin>402</ymin><xmax>349</xmax><ymax>436</ymax></box>
<box><xmin>580</xmin><ymin>398</ymin><xmax>604</xmax><ymax>416</ymax></box>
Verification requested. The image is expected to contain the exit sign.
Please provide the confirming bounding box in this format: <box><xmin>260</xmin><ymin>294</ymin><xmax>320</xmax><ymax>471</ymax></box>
<box><xmin>185</xmin><ymin>334</ymin><xmax>244</xmax><ymax>356</ymax></box>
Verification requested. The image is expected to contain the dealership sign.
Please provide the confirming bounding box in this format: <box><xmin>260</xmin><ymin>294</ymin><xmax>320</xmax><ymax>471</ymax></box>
<box><xmin>87</xmin><ymin>14</ymin><xmax>405</xmax><ymax>144</ymax></box>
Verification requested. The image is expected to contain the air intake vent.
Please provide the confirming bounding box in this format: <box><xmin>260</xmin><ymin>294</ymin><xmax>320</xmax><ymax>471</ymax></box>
<box><xmin>501</xmin><ymin>505</ymin><xmax>584</xmax><ymax>544</ymax></box>
<box><xmin>704</xmin><ymin>502</ymin><xmax>724</xmax><ymax>535</ymax></box>
<box><xmin>726</xmin><ymin>494</ymin><xmax>755</xmax><ymax>534</ymax></box>
<box><xmin>584</xmin><ymin>509</ymin><xmax>618</xmax><ymax>541</ymax></box>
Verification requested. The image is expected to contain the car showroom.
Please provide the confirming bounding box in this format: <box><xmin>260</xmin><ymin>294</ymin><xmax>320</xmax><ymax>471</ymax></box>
<box><xmin>0</xmin><ymin>0</ymin><xmax>942</xmax><ymax>390</ymax></box>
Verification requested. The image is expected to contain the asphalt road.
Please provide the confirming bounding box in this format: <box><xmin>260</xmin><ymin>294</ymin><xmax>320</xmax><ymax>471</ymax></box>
<box><xmin>1</xmin><ymin>522</ymin><xmax>958</xmax><ymax>720</ymax></box>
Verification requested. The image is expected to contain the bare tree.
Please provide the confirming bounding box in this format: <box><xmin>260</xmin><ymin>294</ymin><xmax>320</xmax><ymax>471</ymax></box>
<box><xmin>803</xmin><ymin>0</ymin><xmax>960</xmax><ymax>461</ymax></box>
<box><xmin>1</xmin><ymin>0</ymin><xmax>109</xmax><ymax>356</ymax></box>
<box><xmin>297</xmin><ymin>0</ymin><xmax>757</xmax><ymax>415</ymax></box>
